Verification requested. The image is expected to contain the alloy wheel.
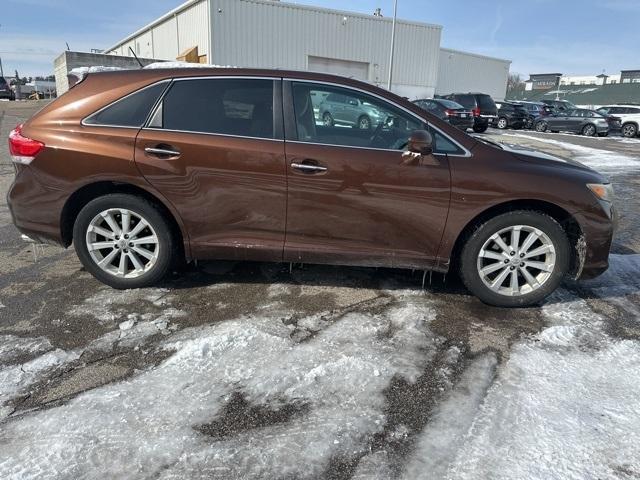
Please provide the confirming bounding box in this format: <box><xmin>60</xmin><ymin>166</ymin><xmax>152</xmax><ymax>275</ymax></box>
<box><xmin>359</xmin><ymin>117</ymin><xmax>371</xmax><ymax>130</ymax></box>
<box><xmin>476</xmin><ymin>225</ymin><xmax>556</xmax><ymax>297</ymax></box>
<box><xmin>583</xmin><ymin>125</ymin><xmax>596</xmax><ymax>136</ymax></box>
<box><xmin>497</xmin><ymin>118</ymin><xmax>508</xmax><ymax>129</ymax></box>
<box><xmin>85</xmin><ymin>208</ymin><xmax>160</xmax><ymax>279</ymax></box>
<box><xmin>622</xmin><ymin>124</ymin><xmax>638</xmax><ymax>137</ymax></box>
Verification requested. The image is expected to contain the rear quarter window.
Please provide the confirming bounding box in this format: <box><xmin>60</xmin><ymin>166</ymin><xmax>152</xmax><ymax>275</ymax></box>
<box><xmin>477</xmin><ymin>95</ymin><xmax>497</xmax><ymax>110</ymax></box>
<box><xmin>84</xmin><ymin>81</ymin><xmax>168</xmax><ymax>127</ymax></box>
<box><xmin>453</xmin><ymin>95</ymin><xmax>476</xmax><ymax>109</ymax></box>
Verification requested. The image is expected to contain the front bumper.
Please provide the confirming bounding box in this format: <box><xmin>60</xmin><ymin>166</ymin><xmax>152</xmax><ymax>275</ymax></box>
<box><xmin>574</xmin><ymin>201</ymin><xmax>616</xmax><ymax>280</ymax></box>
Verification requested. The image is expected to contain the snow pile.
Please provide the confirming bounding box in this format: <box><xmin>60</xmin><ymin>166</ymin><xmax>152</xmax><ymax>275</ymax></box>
<box><xmin>68</xmin><ymin>66</ymin><xmax>124</xmax><ymax>78</ymax></box>
<box><xmin>0</xmin><ymin>298</ymin><xmax>438</xmax><ymax>479</ymax></box>
<box><xmin>503</xmin><ymin>133</ymin><xmax>640</xmax><ymax>172</ymax></box>
<box><xmin>0</xmin><ymin>335</ymin><xmax>52</xmax><ymax>365</ymax></box>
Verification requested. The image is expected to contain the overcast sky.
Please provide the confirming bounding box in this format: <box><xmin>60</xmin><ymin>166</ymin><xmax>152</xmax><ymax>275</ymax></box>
<box><xmin>1</xmin><ymin>0</ymin><xmax>638</xmax><ymax>78</ymax></box>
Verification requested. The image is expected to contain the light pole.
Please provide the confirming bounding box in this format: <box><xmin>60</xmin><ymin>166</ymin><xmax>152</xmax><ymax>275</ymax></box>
<box><xmin>387</xmin><ymin>0</ymin><xmax>398</xmax><ymax>91</ymax></box>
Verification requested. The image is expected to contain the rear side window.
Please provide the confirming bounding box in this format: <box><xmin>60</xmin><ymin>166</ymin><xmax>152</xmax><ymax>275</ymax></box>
<box><xmin>477</xmin><ymin>95</ymin><xmax>497</xmax><ymax>110</ymax></box>
<box><xmin>453</xmin><ymin>95</ymin><xmax>476</xmax><ymax>109</ymax></box>
<box><xmin>159</xmin><ymin>78</ymin><xmax>275</xmax><ymax>138</ymax></box>
<box><xmin>628</xmin><ymin>107</ymin><xmax>640</xmax><ymax>114</ymax></box>
<box><xmin>84</xmin><ymin>82</ymin><xmax>167</xmax><ymax>127</ymax></box>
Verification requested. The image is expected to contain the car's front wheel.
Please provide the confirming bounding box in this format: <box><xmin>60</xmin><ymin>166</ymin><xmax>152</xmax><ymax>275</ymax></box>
<box><xmin>497</xmin><ymin>117</ymin><xmax>508</xmax><ymax>129</ymax></box>
<box><xmin>459</xmin><ymin>211</ymin><xmax>570</xmax><ymax>307</ymax></box>
<box><xmin>582</xmin><ymin>124</ymin><xmax>596</xmax><ymax>136</ymax></box>
<box><xmin>73</xmin><ymin>194</ymin><xmax>174</xmax><ymax>289</ymax></box>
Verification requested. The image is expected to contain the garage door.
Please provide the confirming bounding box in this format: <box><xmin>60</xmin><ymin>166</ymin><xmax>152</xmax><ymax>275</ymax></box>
<box><xmin>308</xmin><ymin>56</ymin><xmax>369</xmax><ymax>82</ymax></box>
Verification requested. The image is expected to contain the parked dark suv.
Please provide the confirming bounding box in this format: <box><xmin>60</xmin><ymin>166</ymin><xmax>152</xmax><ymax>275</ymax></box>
<box><xmin>493</xmin><ymin>102</ymin><xmax>529</xmax><ymax>130</ymax></box>
<box><xmin>412</xmin><ymin>98</ymin><xmax>474</xmax><ymax>131</ymax></box>
<box><xmin>0</xmin><ymin>77</ymin><xmax>15</xmax><ymax>100</ymax></box>
<box><xmin>439</xmin><ymin>93</ymin><xmax>498</xmax><ymax>133</ymax></box>
<box><xmin>8</xmin><ymin>68</ymin><xmax>614</xmax><ymax>307</ymax></box>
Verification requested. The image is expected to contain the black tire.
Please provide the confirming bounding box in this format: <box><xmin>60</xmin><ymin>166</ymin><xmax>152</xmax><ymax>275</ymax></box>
<box><xmin>472</xmin><ymin>124</ymin><xmax>488</xmax><ymax>133</ymax></box>
<box><xmin>73</xmin><ymin>194</ymin><xmax>175</xmax><ymax>289</ymax></box>
<box><xmin>322</xmin><ymin>112</ymin><xmax>334</xmax><ymax>127</ymax></box>
<box><xmin>459</xmin><ymin>210</ymin><xmax>570</xmax><ymax>307</ymax></box>
<box><xmin>535</xmin><ymin>121</ymin><xmax>547</xmax><ymax>132</ymax></box>
<box><xmin>496</xmin><ymin>117</ymin><xmax>508</xmax><ymax>130</ymax></box>
<box><xmin>582</xmin><ymin>124</ymin><xmax>596</xmax><ymax>136</ymax></box>
<box><xmin>356</xmin><ymin>115</ymin><xmax>371</xmax><ymax>130</ymax></box>
<box><xmin>622</xmin><ymin>123</ymin><xmax>638</xmax><ymax>138</ymax></box>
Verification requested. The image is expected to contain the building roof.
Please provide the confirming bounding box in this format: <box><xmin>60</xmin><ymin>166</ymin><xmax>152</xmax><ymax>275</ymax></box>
<box><xmin>508</xmin><ymin>82</ymin><xmax>640</xmax><ymax>106</ymax></box>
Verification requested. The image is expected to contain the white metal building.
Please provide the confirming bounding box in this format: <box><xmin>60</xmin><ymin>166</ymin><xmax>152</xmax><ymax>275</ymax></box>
<box><xmin>106</xmin><ymin>0</ymin><xmax>510</xmax><ymax>100</ymax></box>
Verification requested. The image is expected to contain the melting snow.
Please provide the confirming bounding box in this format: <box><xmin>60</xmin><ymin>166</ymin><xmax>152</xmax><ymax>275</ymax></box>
<box><xmin>0</xmin><ymin>299</ymin><xmax>438</xmax><ymax>479</ymax></box>
<box><xmin>501</xmin><ymin>133</ymin><xmax>640</xmax><ymax>172</ymax></box>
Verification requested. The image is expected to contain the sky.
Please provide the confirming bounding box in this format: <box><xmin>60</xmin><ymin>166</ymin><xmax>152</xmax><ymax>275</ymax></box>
<box><xmin>1</xmin><ymin>0</ymin><xmax>639</xmax><ymax>79</ymax></box>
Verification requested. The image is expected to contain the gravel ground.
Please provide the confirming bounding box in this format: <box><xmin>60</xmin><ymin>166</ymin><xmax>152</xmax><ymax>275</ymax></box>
<box><xmin>1</xmin><ymin>101</ymin><xmax>639</xmax><ymax>479</ymax></box>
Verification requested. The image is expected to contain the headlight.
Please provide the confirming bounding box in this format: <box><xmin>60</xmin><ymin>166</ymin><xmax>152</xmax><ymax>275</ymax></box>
<box><xmin>587</xmin><ymin>183</ymin><xmax>614</xmax><ymax>203</ymax></box>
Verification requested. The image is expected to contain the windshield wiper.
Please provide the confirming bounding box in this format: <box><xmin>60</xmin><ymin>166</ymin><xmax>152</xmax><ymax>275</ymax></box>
<box><xmin>472</xmin><ymin>135</ymin><xmax>504</xmax><ymax>150</ymax></box>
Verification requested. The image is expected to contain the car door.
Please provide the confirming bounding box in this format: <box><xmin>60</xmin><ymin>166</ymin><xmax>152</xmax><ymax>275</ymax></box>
<box><xmin>565</xmin><ymin>110</ymin><xmax>585</xmax><ymax>132</ymax></box>
<box><xmin>134</xmin><ymin>76</ymin><xmax>287</xmax><ymax>262</ymax></box>
<box><xmin>548</xmin><ymin>110</ymin><xmax>570</xmax><ymax>131</ymax></box>
<box><xmin>282</xmin><ymin>80</ymin><xmax>454</xmax><ymax>270</ymax></box>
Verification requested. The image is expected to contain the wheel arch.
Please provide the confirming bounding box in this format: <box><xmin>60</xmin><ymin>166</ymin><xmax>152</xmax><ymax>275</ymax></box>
<box><xmin>60</xmin><ymin>181</ymin><xmax>190</xmax><ymax>260</ymax></box>
<box><xmin>447</xmin><ymin>199</ymin><xmax>584</xmax><ymax>278</ymax></box>
<box><xmin>622</xmin><ymin>120</ymin><xmax>639</xmax><ymax>132</ymax></box>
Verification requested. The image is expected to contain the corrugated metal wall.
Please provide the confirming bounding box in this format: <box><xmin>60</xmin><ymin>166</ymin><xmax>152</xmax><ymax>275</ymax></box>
<box><xmin>107</xmin><ymin>0</ymin><xmax>209</xmax><ymax>61</ymax></box>
<box><xmin>436</xmin><ymin>48</ymin><xmax>511</xmax><ymax>101</ymax></box>
<box><xmin>209</xmin><ymin>0</ymin><xmax>441</xmax><ymax>97</ymax></box>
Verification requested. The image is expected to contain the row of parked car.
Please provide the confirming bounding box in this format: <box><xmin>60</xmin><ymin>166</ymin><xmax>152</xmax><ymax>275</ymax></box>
<box><xmin>413</xmin><ymin>93</ymin><xmax>640</xmax><ymax>138</ymax></box>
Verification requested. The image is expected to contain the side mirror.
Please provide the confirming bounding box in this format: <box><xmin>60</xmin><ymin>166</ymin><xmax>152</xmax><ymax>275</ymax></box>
<box><xmin>408</xmin><ymin>129</ymin><xmax>433</xmax><ymax>156</ymax></box>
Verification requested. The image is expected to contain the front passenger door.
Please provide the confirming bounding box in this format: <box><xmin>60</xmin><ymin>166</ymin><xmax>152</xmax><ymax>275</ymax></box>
<box><xmin>282</xmin><ymin>81</ymin><xmax>453</xmax><ymax>270</ymax></box>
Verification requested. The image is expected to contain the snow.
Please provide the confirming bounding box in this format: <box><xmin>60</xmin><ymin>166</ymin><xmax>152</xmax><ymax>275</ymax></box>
<box><xmin>0</xmin><ymin>335</ymin><xmax>52</xmax><ymax>365</ymax></box>
<box><xmin>403</xmin><ymin>254</ymin><xmax>640</xmax><ymax>480</ymax></box>
<box><xmin>0</xmin><ymin>298</ymin><xmax>438</xmax><ymax>479</ymax></box>
<box><xmin>500</xmin><ymin>133</ymin><xmax>640</xmax><ymax>172</ymax></box>
<box><xmin>143</xmin><ymin>61</ymin><xmax>236</xmax><ymax>70</ymax></box>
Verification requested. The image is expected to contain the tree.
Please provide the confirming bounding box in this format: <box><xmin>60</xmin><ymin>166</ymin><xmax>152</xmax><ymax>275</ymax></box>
<box><xmin>506</xmin><ymin>72</ymin><xmax>526</xmax><ymax>98</ymax></box>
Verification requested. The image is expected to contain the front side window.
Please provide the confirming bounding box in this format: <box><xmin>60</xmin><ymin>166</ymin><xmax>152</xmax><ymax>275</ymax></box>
<box><xmin>156</xmin><ymin>78</ymin><xmax>276</xmax><ymax>139</ymax></box>
<box><xmin>84</xmin><ymin>81</ymin><xmax>168</xmax><ymax>127</ymax></box>
<box><xmin>291</xmin><ymin>82</ymin><xmax>464</xmax><ymax>155</ymax></box>
<box><xmin>292</xmin><ymin>82</ymin><xmax>421</xmax><ymax>151</ymax></box>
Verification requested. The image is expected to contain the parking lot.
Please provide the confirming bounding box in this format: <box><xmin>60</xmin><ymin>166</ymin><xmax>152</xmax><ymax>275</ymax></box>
<box><xmin>1</xmin><ymin>100</ymin><xmax>640</xmax><ymax>479</ymax></box>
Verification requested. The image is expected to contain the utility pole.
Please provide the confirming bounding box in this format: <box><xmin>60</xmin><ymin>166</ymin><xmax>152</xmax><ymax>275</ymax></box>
<box><xmin>0</xmin><ymin>57</ymin><xmax>4</xmax><ymax>78</ymax></box>
<box><xmin>387</xmin><ymin>0</ymin><xmax>398</xmax><ymax>91</ymax></box>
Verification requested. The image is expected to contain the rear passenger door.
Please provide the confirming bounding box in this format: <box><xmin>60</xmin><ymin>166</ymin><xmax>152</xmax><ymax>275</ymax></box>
<box><xmin>134</xmin><ymin>76</ymin><xmax>288</xmax><ymax>262</ymax></box>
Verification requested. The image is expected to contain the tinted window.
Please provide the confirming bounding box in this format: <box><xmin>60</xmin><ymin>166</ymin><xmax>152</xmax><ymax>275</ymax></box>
<box><xmin>477</xmin><ymin>95</ymin><xmax>497</xmax><ymax>110</ymax></box>
<box><xmin>628</xmin><ymin>107</ymin><xmax>640</xmax><ymax>114</ymax></box>
<box><xmin>453</xmin><ymin>95</ymin><xmax>476</xmax><ymax>109</ymax></box>
<box><xmin>85</xmin><ymin>82</ymin><xmax>167</xmax><ymax>127</ymax></box>
<box><xmin>160</xmin><ymin>78</ymin><xmax>275</xmax><ymax>138</ymax></box>
<box><xmin>428</xmin><ymin>127</ymin><xmax>465</xmax><ymax>154</ymax></box>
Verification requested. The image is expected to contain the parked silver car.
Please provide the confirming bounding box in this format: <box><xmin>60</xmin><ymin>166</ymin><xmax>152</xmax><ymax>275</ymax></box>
<box><xmin>318</xmin><ymin>92</ymin><xmax>383</xmax><ymax>129</ymax></box>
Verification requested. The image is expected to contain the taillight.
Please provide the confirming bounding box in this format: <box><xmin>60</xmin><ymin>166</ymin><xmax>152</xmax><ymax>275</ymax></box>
<box><xmin>445</xmin><ymin>109</ymin><xmax>455</xmax><ymax>116</ymax></box>
<box><xmin>9</xmin><ymin>124</ymin><xmax>45</xmax><ymax>165</ymax></box>
<box><xmin>472</xmin><ymin>107</ymin><xmax>481</xmax><ymax>117</ymax></box>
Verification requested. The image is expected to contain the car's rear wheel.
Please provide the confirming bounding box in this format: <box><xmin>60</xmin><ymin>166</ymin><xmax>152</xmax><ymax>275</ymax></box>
<box><xmin>322</xmin><ymin>112</ymin><xmax>334</xmax><ymax>127</ymax></box>
<box><xmin>622</xmin><ymin>123</ymin><xmax>638</xmax><ymax>138</ymax></box>
<box><xmin>473</xmin><ymin>124</ymin><xmax>488</xmax><ymax>133</ymax></box>
<box><xmin>459</xmin><ymin>211</ymin><xmax>570</xmax><ymax>307</ymax></box>
<box><xmin>73</xmin><ymin>194</ymin><xmax>174</xmax><ymax>289</ymax></box>
<box><xmin>535</xmin><ymin>121</ymin><xmax>548</xmax><ymax>132</ymax></box>
<box><xmin>497</xmin><ymin>117</ymin><xmax>508</xmax><ymax>129</ymax></box>
<box><xmin>582</xmin><ymin>124</ymin><xmax>596</xmax><ymax>136</ymax></box>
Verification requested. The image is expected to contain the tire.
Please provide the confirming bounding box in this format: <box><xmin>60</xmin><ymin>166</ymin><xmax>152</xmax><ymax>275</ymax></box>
<box><xmin>582</xmin><ymin>124</ymin><xmax>596</xmax><ymax>136</ymax></box>
<box><xmin>535</xmin><ymin>121</ymin><xmax>547</xmax><ymax>132</ymax></box>
<box><xmin>622</xmin><ymin>123</ymin><xmax>638</xmax><ymax>138</ymax></box>
<box><xmin>322</xmin><ymin>112</ymin><xmax>334</xmax><ymax>127</ymax></box>
<box><xmin>497</xmin><ymin>117</ymin><xmax>508</xmax><ymax>130</ymax></box>
<box><xmin>357</xmin><ymin>115</ymin><xmax>371</xmax><ymax>130</ymax></box>
<box><xmin>459</xmin><ymin>210</ymin><xmax>570</xmax><ymax>307</ymax></box>
<box><xmin>472</xmin><ymin>124</ymin><xmax>488</xmax><ymax>133</ymax></box>
<box><xmin>73</xmin><ymin>194</ymin><xmax>175</xmax><ymax>289</ymax></box>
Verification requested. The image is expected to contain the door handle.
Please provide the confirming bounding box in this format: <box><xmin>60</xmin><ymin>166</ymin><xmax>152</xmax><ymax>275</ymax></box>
<box><xmin>144</xmin><ymin>146</ymin><xmax>181</xmax><ymax>157</ymax></box>
<box><xmin>291</xmin><ymin>162</ymin><xmax>328</xmax><ymax>173</ymax></box>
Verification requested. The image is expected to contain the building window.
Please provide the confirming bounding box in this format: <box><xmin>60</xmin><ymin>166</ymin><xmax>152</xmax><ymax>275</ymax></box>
<box><xmin>610</xmin><ymin>80</ymin><xmax>617</xmax><ymax>84</ymax></box>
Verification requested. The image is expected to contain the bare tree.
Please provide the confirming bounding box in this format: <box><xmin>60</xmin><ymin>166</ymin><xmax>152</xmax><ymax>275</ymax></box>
<box><xmin>507</xmin><ymin>72</ymin><xmax>526</xmax><ymax>97</ymax></box>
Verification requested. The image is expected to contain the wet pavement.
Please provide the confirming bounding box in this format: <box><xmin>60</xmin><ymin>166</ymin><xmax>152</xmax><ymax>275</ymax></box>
<box><xmin>1</xmin><ymin>102</ymin><xmax>639</xmax><ymax>479</ymax></box>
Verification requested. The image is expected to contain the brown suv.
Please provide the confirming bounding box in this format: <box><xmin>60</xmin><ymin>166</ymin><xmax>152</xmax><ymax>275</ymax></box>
<box><xmin>7</xmin><ymin>68</ymin><xmax>615</xmax><ymax>307</ymax></box>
